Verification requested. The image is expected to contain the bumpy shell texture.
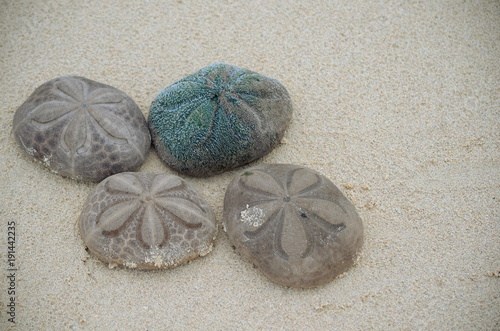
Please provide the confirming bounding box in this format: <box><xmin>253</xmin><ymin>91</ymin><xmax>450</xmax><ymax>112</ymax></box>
<box><xmin>79</xmin><ymin>172</ymin><xmax>217</xmax><ymax>269</ymax></box>
<box><xmin>148</xmin><ymin>63</ymin><xmax>293</xmax><ymax>177</ymax></box>
<box><xmin>13</xmin><ymin>76</ymin><xmax>151</xmax><ymax>182</ymax></box>
<box><xmin>223</xmin><ymin>164</ymin><xmax>364</xmax><ymax>288</ymax></box>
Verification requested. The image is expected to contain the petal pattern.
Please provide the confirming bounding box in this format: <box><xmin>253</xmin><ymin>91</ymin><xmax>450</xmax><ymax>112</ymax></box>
<box><xmin>80</xmin><ymin>172</ymin><xmax>217</xmax><ymax>269</ymax></box>
<box><xmin>238</xmin><ymin>166</ymin><xmax>348</xmax><ymax>260</ymax></box>
<box><xmin>97</xmin><ymin>199</ymin><xmax>141</xmax><ymax>234</ymax></box>
<box><xmin>88</xmin><ymin>107</ymin><xmax>130</xmax><ymax>144</ymax></box>
<box><xmin>54</xmin><ymin>79</ymin><xmax>85</xmax><ymax>102</ymax></box>
<box><xmin>154</xmin><ymin>198</ymin><xmax>204</xmax><ymax>229</ymax></box>
<box><xmin>138</xmin><ymin>205</ymin><xmax>168</xmax><ymax>248</ymax></box>
<box><xmin>30</xmin><ymin>101</ymin><xmax>79</xmax><ymax>127</ymax></box>
<box><xmin>87</xmin><ymin>87</ymin><xmax>124</xmax><ymax>104</ymax></box>
<box><xmin>150</xmin><ymin>174</ymin><xmax>183</xmax><ymax>195</ymax></box>
<box><xmin>99</xmin><ymin>174</ymin><xmax>206</xmax><ymax>243</ymax></box>
<box><xmin>224</xmin><ymin>164</ymin><xmax>364</xmax><ymax>288</ymax></box>
<box><xmin>13</xmin><ymin>76</ymin><xmax>151</xmax><ymax>182</ymax></box>
<box><xmin>61</xmin><ymin>110</ymin><xmax>89</xmax><ymax>153</ymax></box>
<box><xmin>105</xmin><ymin>172</ymin><xmax>145</xmax><ymax>196</ymax></box>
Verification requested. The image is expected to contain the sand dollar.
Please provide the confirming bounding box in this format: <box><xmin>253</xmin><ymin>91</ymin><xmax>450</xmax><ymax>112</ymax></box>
<box><xmin>148</xmin><ymin>63</ymin><xmax>293</xmax><ymax>177</ymax></box>
<box><xmin>79</xmin><ymin>172</ymin><xmax>217</xmax><ymax>269</ymax></box>
<box><xmin>13</xmin><ymin>76</ymin><xmax>151</xmax><ymax>182</ymax></box>
<box><xmin>223</xmin><ymin>164</ymin><xmax>364</xmax><ymax>288</ymax></box>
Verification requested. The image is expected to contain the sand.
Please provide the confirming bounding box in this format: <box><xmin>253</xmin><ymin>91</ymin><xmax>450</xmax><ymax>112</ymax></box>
<box><xmin>0</xmin><ymin>0</ymin><xmax>499</xmax><ymax>330</ymax></box>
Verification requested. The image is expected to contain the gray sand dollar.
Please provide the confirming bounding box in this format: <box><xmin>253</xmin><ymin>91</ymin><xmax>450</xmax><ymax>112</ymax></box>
<box><xmin>148</xmin><ymin>63</ymin><xmax>293</xmax><ymax>177</ymax></box>
<box><xmin>79</xmin><ymin>172</ymin><xmax>217</xmax><ymax>269</ymax></box>
<box><xmin>13</xmin><ymin>76</ymin><xmax>151</xmax><ymax>182</ymax></box>
<box><xmin>223</xmin><ymin>164</ymin><xmax>364</xmax><ymax>288</ymax></box>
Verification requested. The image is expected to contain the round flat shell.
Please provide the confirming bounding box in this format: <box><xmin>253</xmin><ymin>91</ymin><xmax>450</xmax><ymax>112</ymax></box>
<box><xmin>80</xmin><ymin>172</ymin><xmax>217</xmax><ymax>269</ymax></box>
<box><xmin>13</xmin><ymin>76</ymin><xmax>150</xmax><ymax>182</ymax></box>
<box><xmin>223</xmin><ymin>164</ymin><xmax>363</xmax><ymax>288</ymax></box>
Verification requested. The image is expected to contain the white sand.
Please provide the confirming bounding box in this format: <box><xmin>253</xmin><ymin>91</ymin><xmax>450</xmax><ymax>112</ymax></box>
<box><xmin>1</xmin><ymin>1</ymin><xmax>499</xmax><ymax>329</ymax></box>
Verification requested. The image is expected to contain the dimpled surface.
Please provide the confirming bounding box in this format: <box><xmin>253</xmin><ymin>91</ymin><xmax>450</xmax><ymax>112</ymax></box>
<box><xmin>223</xmin><ymin>164</ymin><xmax>364</xmax><ymax>288</ymax></box>
<box><xmin>148</xmin><ymin>63</ymin><xmax>293</xmax><ymax>177</ymax></box>
<box><xmin>13</xmin><ymin>76</ymin><xmax>151</xmax><ymax>182</ymax></box>
<box><xmin>79</xmin><ymin>172</ymin><xmax>217</xmax><ymax>269</ymax></box>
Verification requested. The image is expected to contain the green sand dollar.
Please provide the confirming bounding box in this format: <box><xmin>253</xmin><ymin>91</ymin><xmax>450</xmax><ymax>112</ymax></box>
<box><xmin>12</xmin><ymin>76</ymin><xmax>151</xmax><ymax>182</ymax></box>
<box><xmin>223</xmin><ymin>164</ymin><xmax>364</xmax><ymax>288</ymax></box>
<box><xmin>148</xmin><ymin>63</ymin><xmax>293</xmax><ymax>177</ymax></box>
<box><xmin>79</xmin><ymin>172</ymin><xmax>217</xmax><ymax>269</ymax></box>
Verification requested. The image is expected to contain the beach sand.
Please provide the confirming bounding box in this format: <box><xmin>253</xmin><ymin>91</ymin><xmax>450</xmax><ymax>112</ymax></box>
<box><xmin>0</xmin><ymin>1</ymin><xmax>499</xmax><ymax>329</ymax></box>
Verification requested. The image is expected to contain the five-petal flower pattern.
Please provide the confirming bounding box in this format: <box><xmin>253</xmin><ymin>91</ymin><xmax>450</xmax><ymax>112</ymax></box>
<box><xmin>224</xmin><ymin>164</ymin><xmax>364</xmax><ymax>288</ymax></box>
<box><xmin>13</xmin><ymin>76</ymin><xmax>150</xmax><ymax>181</ymax></box>
<box><xmin>80</xmin><ymin>173</ymin><xmax>217</xmax><ymax>269</ymax></box>
<box><xmin>237</xmin><ymin>167</ymin><xmax>347</xmax><ymax>260</ymax></box>
<box><xmin>29</xmin><ymin>77</ymin><xmax>132</xmax><ymax>155</ymax></box>
<box><xmin>97</xmin><ymin>173</ymin><xmax>208</xmax><ymax>248</ymax></box>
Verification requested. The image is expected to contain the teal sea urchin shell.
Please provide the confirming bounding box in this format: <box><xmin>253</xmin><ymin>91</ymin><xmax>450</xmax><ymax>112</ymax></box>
<box><xmin>148</xmin><ymin>63</ymin><xmax>293</xmax><ymax>177</ymax></box>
